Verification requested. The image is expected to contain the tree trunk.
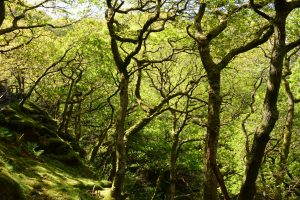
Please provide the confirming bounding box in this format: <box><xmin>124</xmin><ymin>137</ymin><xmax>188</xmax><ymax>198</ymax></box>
<box><xmin>274</xmin><ymin>56</ymin><xmax>295</xmax><ymax>200</ymax></box>
<box><xmin>111</xmin><ymin>74</ymin><xmax>129</xmax><ymax>200</ymax></box>
<box><xmin>151</xmin><ymin>172</ymin><xmax>164</xmax><ymax>200</ymax></box>
<box><xmin>204</xmin><ymin>70</ymin><xmax>221</xmax><ymax>200</ymax></box>
<box><xmin>58</xmin><ymin>79</ymin><xmax>75</xmax><ymax>138</ymax></box>
<box><xmin>64</xmin><ymin>102</ymin><xmax>74</xmax><ymax>136</ymax></box>
<box><xmin>239</xmin><ymin>8</ymin><xmax>288</xmax><ymax>200</ymax></box>
<box><xmin>169</xmin><ymin>135</ymin><xmax>179</xmax><ymax>200</ymax></box>
<box><xmin>0</xmin><ymin>0</ymin><xmax>5</xmax><ymax>28</ymax></box>
<box><xmin>74</xmin><ymin>102</ymin><xmax>82</xmax><ymax>143</ymax></box>
<box><xmin>90</xmin><ymin>131</ymin><xmax>107</xmax><ymax>162</ymax></box>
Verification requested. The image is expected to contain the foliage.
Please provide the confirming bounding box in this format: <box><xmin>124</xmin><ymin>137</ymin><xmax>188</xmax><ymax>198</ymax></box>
<box><xmin>0</xmin><ymin>0</ymin><xmax>300</xmax><ymax>199</ymax></box>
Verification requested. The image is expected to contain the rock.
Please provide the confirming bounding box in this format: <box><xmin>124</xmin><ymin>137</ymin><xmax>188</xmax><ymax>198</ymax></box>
<box><xmin>0</xmin><ymin>102</ymin><xmax>82</xmax><ymax>166</ymax></box>
<box><xmin>100</xmin><ymin>180</ymin><xmax>112</xmax><ymax>188</ymax></box>
<box><xmin>40</xmin><ymin>138</ymin><xmax>72</xmax><ymax>155</ymax></box>
<box><xmin>39</xmin><ymin>137</ymin><xmax>81</xmax><ymax>165</ymax></box>
<box><xmin>0</xmin><ymin>102</ymin><xmax>58</xmax><ymax>142</ymax></box>
<box><xmin>48</xmin><ymin>151</ymin><xmax>81</xmax><ymax>165</ymax></box>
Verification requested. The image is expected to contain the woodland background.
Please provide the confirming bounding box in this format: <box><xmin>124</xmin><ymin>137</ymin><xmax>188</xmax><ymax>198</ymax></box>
<box><xmin>0</xmin><ymin>0</ymin><xmax>300</xmax><ymax>200</ymax></box>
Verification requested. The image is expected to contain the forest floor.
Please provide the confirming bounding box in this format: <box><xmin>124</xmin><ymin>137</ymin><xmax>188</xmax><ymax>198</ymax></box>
<box><xmin>0</xmin><ymin>137</ymin><xmax>111</xmax><ymax>200</ymax></box>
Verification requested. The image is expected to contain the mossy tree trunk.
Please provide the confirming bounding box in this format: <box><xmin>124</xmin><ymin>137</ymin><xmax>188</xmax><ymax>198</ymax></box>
<box><xmin>239</xmin><ymin>1</ymin><xmax>300</xmax><ymax>199</ymax></box>
<box><xmin>111</xmin><ymin>73</ymin><xmax>129</xmax><ymax>200</ymax></box>
<box><xmin>169</xmin><ymin>135</ymin><xmax>179</xmax><ymax>200</ymax></box>
<box><xmin>90</xmin><ymin>130</ymin><xmax>109</xmax><ymax>162</ymax></box>
<box><xmin>169</xmin><ymin>107</ymin><xmax>190</xmax><ymax>200</ymax></box>
<box><xmin>105</xmin><ymin>1</ymin><xmax>188</xmax><ymax>198</ymax></box>
<box><xmin>274</xmin><ymin>53</ymin><xmax>299</xmax><ymax>200</ymax></box>
<box><xmin>57</xmin><ymin>78</ymin><xmax>75</xmax><ymax>139</ymax></box>
<box><xmin>0</xmin><ymin>0</ymin><xmax>5</xmax><ymax>27</ymax></box>
<box><xmin>203</xmin><ymin>70</ymin><xmax>221</xmax><ymax>200</ymax></box>
<box><xmin>190</xmin><ymin>3</ymin><xmax>274</xmax><ymax>199</ymax></box>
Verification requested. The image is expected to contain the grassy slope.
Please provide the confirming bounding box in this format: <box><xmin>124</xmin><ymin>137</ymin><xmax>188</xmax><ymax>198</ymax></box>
<box><xmin>0</xmin><ymin>135</ymin><xmax>110</xmax><ymax>200</ymax></box>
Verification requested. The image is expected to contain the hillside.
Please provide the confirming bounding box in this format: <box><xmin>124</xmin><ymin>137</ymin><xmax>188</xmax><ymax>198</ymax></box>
<box><xmin>0</xmin><ymin>102</ymin><xmax>111</xmax><ymax>200</ymax></box>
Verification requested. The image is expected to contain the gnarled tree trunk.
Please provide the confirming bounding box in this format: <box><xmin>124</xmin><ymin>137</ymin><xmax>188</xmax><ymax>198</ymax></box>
<box><xmin>274</xmin><ymin>53</ymin><xmax>299</xmax><ymax>200</ymax></box>
<box><xmin>111</xmin><ymin>74</ymin><xmax>129</xmax><ymax>200</ymax></box>
<box><xmin>239</xmin><ymin>3</ymin><xmax>290</xmax><ymax>199</ymax></box>
<box><xmin>203</xmin><ymin>70</ymin><xmax>221</xmax><ymax>200</ymax></box>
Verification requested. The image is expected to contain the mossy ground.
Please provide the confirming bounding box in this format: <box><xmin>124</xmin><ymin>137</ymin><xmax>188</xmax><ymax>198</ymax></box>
<box><xmin>0</xmin><ymin>138</ymin><xmax>110</xmax><ymax>200</ymax></box>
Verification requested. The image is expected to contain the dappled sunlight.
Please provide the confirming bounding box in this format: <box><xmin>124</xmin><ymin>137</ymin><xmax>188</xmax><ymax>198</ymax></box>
<box><xmin>0</xmin><ymin>139</ymin><xmax>107</xmax><ymax>199</ymax></box>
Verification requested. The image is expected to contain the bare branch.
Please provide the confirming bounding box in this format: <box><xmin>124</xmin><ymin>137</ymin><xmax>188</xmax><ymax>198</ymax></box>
<box><xmin>194</xmin><ymin>3</ymin><xmax>206</xmax><ymax>33</ymax></box>
<box><xmin>285</xmin><ymin>38</ymin><xmax>300</xmax><ymax>53</ymax></box>
<box><xmin>20</xmin><ymin>46</ymin><xmax>73</xmax><ymax>107</ymax></box>
<box><xmin>241</xmin><ymin>75</ymin><xmax>263</xmax><ymax>159</ymax></box>
<box><xmin>286</xmin><ymin>0</ymin><xmax>300</xmax><ymax>9</ymax></box>
<box><xmin>218</xmin><ymin>25</ymin><xmax>273</xmax><ymax>69</ymax></box>
<box><xmin>0</xmin><ymin>19</ymin><xmax>79</xmax><ymax>36</ymax></box>
<box><xmin>249</xmin><ymin>0</ymin><xmax>271</xmax><ymax>21</ymax></box>
<box><xmin>0</xmin><ymin>34</ymin><xmax>35</xmax><ymax>53</ymax></box>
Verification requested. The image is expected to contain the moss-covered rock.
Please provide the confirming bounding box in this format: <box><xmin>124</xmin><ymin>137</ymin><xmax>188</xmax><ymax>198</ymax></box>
<box><xmin>0</xmin><ymin>102</ymin><xmax>58</xmax><ymax>142</ymax></box>
<box><xmin>100</xmin><ymin>180</ymin><xmax>112</xmax><ymax>188</ymax></box>
<box><xmin>40</xmin><ymin>138</ymin><xmax>72</xmax><ymax>155</ymax></box>
<box><xmin>48</xmin><ymin>151</ymin><xmax>81</xmax><ymax>165</ymax></box>
<box><xmin>0</xmin><ymin>102</ymin><xmax>83</xmax><ymax>166</ymax></box>
<box><xmin>0</xmin><ymin>173</ymin><xmax>25</xmax><ymax>200</ymax></box>
<box><xmin>39</xmin><ymin>138</ymin><xmax>82</xmax><ymax>165</ymax></box>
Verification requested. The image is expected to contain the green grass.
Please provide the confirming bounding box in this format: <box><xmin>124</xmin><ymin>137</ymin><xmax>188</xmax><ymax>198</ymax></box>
<box><xmin>0</xmin><ymin>139</ymin><xmax>111</xmax><ymax>200</ymax></box>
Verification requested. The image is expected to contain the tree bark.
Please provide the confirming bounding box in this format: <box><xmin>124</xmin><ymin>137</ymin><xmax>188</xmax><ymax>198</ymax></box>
<box><xmin>274</xmin><ymin>55</ymin><xmax>297</xmax><ymax>200</ymax></box>
<box><xmin>58</xmin><ymin>79</ymin><xmax>74</xmax><ymax>138</ymax></box>
<box><xmin>169</xmin><ymin>134</ymin><xmax>179</xmax><ymax>200</ymax></box>
<box><xmin>90</xmin><ymin>131</ymin><xmax>108</xmax><ymax>162</ymax></box>
<box><xmin>239</xmin><ymin>4</ymin><xmax>289</xmax><ymax>199</ymax></box>
<box><xmin>111</xmin><ymin>74</ymin><xmax>129</xmax><ymax>200</ymax></box>
<box><xmin>0</xmin><ymin>0</ymin><xmax>5</xmax><ymax>28</ymax></box>
<box><xmin>151</xmin><ymin>172</ymin><xmax>164</xmax><ymax>200</ymax></box>
<box><xmin>204</xmin><ymin>70</ymin><xmax>221</xmax><ymax>200</ymax></box>
<box><xmin>190</xmin><ymin>4</ymin><xmax>273</xmax><ymax>199</ymax></box>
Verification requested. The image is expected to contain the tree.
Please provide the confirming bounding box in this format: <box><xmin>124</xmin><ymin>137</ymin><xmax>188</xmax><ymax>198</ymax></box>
<box><xmin>239</xmin><ymin>1</ymin><xmax>300</xmax><ymax>199</ymax></box>
<box><xmin>143</xmin><ymin>53</ymin><xmax>206</xmax><ymax>199</ymax></box>
<box><xmin>274</xmin><ymin>49</ymin><xmax>300</xmax><ymax>200</ymax></box>
<box><xmin>104</xmin><ymin>1</ymin><xmax>189</xmax><ymax>199</ymax></box>
<box><xmin>0</xmin><ymin>0</ymin><xmax>77</xmax><ymax>53</ymax></box>
<box><xmin>188</xmin><ymin>2</ymin><xmax>273</xmax><ymax>199</ymax></box>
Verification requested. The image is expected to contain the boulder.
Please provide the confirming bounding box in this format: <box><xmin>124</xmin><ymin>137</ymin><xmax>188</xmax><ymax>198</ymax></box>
<box><xmin>0</xmin><ymin>102</ymin><xmax>57</xmax><ymax>142</ymax></box>
<box><xmin>0</xmin><ymin>102</ymin><xmax>81</xmax><ymax>165</ymax></box>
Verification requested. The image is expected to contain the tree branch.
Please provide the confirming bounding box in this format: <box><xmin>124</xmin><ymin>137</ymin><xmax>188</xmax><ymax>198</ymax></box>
<box><xmin>194</xmin><ymin>3</ymin><xmax>206</xmax><ymax>33</ymax></box>
<box><xmin>0</xmin><ymin>20</ymin><xmax>79</xmax><ymax>35</ymax></box>
<box><xmin>285</xmin><ymin>38</ymin><xmax>300</xmax><ymax>53</ymax></box>
<box><xmin>249</xmin><ymin>0</ymin><xmax>271</xmax><ymax>21</ymax></box>
<box><xmin>0</xmin><ymin>34</ymin><xmax>35</xmax><ymax>53</ymax></box>
<box><xmin>19</xmin><ymin>47</ymin><xmax>73</xmax><ymax>107</ymax></box>
<box><xmin>206</xmin><ymin>19</ymin><xmax>228</xmax><ymax>42</ymax></box>
<box><xmin>123</xmin><ymin>0</ymin><xmax>162</xmax><ymax>67</ymax></box>
<box><xmin>286</xmin><ymin>0</ymin><xmax>300</xmax><ymax>9</ymax></box>
<box><xmin>218</xmin><ymin>25</ymin><xmax>273</xmax><ymax>69</ymax></box>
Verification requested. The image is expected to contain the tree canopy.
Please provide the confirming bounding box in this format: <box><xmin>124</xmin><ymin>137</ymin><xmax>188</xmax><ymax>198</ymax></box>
<box><xmin>0</xmin><ymin>0</ymin><xmax>300</xmax><ymax>200</ymax></box>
